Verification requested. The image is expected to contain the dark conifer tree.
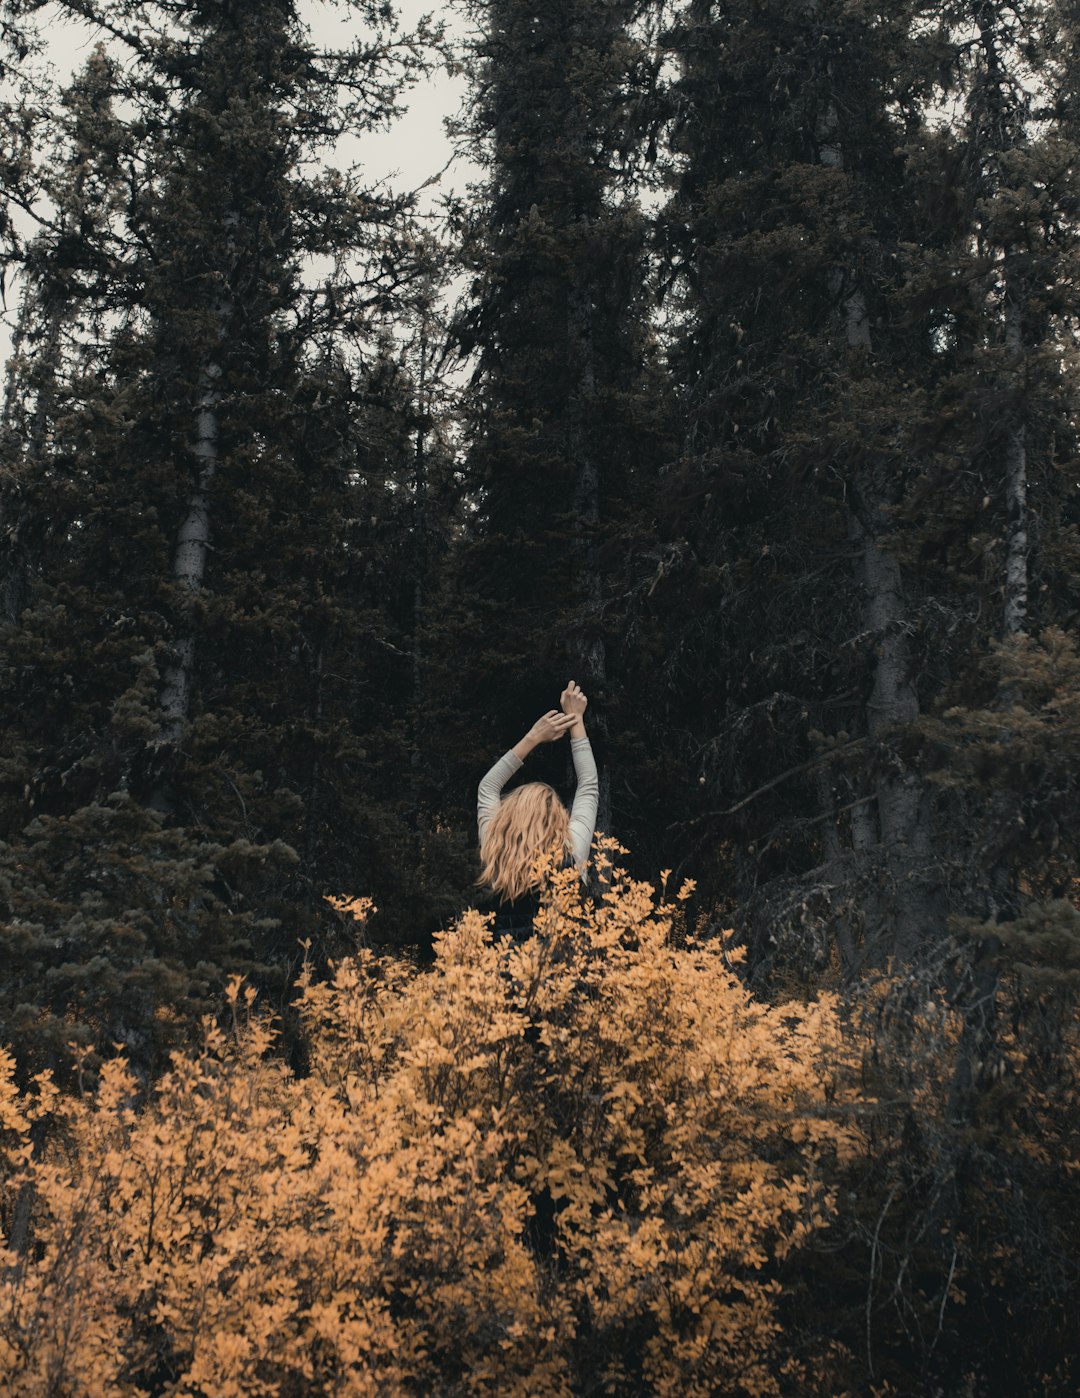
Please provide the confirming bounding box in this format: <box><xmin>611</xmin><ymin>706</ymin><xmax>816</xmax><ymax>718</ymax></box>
<box><xmin>647</xmin><ymin>0</ymin><xmax>960</xmax><ymax>971</ymax></box>
<box><xmin>0</xmin><ymin>2</ymin><xmax>47</xmax><ymax>270</ymax></box>
<box><xmin>650</xmin><ymin>0</ymin><xmax>1080</xmax><ymax>977</ymax></box>
<box><xmin>440</xmin><ymin>0</ymin><xmax>668</xmax><ymax>847</ymax></box>
<box><xmin>905</xmin><ymin>0</ymin><xmax>1080</xmax><ymax>1117</ymax></box>
<box><xmin>0</xmin><ymin>0</ymin><xmax>438</xmax><ymax>1079</ymax></box>
<box><xmin>914</xmin><ymin>0</ymin><xmax>1080</xmax><ymax>866</ymax></box>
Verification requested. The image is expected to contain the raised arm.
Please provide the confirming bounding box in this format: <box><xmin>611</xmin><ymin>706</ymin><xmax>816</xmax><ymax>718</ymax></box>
<box><xmin>567</xmin><ymin>737</ymin><xmax>599</xmax><ymax>870</ymax></box>
<box><xmin>561</xmin><ymin>680</ymin><xmax>598</xmax><ymax>871</ymax></box>
<box><xmin>477</xmin><ymin>710</ymin><xmax>575</xmax><ymax>847</ymax></box>
<box><xmin>477</xmin><ymin>750</ymin><xmax>521</xmax><ymax>849</ymax></box>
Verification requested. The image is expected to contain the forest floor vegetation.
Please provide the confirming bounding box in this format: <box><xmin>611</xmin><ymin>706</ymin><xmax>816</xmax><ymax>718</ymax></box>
<box><xmin>0</xmin><ymin>845</ymin><xmax>1076</xmax><ymax>1396</ymax></box>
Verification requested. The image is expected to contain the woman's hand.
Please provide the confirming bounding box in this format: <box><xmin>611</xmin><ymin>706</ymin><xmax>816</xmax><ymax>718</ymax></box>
<box><xmin>530</xmin><ymin>710</ymin><xmax>576</xmax><ymax>744</ymax></box>
<box><xmin>559</xmin><ymin>680</ymin><xmax>587</xmax><ymax>738</ymax></box>
<box><xmin>512</xmin><ymin>710</ymin><xmax>575</xmax><ymax>761</ymax></box>
<box><xmin>560</xmin><ymin>680</ymin><xmax>587</xmax><ymax>717</ymax></box>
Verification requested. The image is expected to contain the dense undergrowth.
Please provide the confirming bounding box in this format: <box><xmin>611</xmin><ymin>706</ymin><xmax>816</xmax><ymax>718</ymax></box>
<box><xmin>0</xmin><ymin>848</ymin><xmax>1077</xmax><ymax>1395</ymax></box>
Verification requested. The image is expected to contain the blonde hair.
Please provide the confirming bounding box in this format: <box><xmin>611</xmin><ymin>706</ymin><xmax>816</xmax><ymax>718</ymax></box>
<box><xmin>478</xmin><ymin>781</ymin><xmax>572</xmax><ymax>903</ymax></box>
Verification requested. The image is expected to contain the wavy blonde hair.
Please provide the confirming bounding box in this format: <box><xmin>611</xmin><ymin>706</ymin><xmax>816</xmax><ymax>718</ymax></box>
<box><xmin>478</xmin><ymin>781</ymin><xmax>572</xmax><ymax>903</ymax></box>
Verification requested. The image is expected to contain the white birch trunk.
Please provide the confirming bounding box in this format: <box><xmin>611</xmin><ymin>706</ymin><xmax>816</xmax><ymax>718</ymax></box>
<box><xmin>156</xmin><ymin>161</ymin><xmax>237</xmax><ymax>741</ymax></box>
<box><xmin>159</xmin><ymin>355</ymin><xmax>224</xmax><ymax>741</ymax></box>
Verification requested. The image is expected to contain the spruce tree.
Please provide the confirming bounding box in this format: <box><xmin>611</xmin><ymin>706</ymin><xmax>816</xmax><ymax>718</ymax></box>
<box><xmin>646</xmin><ymin>3</ymin><xmax>1080</xmax><ymax>1380</ymax></box>
<box><xmin>0</xmin><ymin>0</ymin><xmax>439</xmax><ymax>1080</ymax></box>
<box><xmin>647</xmin><ymin>0</ymin><xmax>963</xmax><ymax>970</ymax></box>
<box><xmin>441</xmin><ymin>0</ymin><xmax>667</xmax><ymax>848</ymax></box>
<box><xmin>651</xmin><ymin>0</ymin><xmax>1080</xmax><ymax>976</ymax></box>
<box><xmin>906</xmin><ymin>0</ymin><xmax>1080</xmax><ymax>1109</ymax></box>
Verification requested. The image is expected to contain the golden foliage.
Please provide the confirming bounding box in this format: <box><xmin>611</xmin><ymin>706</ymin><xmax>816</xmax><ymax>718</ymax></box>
<box><xmin>323</xmin><ymin>894</ymin><xmax>376</xmax><ymax>927</ymax></box>
<box><xmin>0</xmin><ymin>846</ymin><xmax>861</xmax><ymax>1396</ymax></box>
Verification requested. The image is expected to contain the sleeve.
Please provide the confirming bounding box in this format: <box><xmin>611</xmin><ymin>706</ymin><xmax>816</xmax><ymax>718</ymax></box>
<box><xmin>477</xmin><ymin>749</ymin><xmax>523</xmax><ymax>848</ymax></box>
<box><xmin>567</xmin><ymin>735</ymin><xmax>599</xmax><ymax>872</ymax></box>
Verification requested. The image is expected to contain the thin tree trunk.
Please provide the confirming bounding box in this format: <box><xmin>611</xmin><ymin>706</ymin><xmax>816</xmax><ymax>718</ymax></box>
<box><xmin>412</xmin><ymin>323</ymin><xmax>428</xmax><ymax>756</ymax></box>
<box><xmin>847</xmin><ymin>504</ymin><xmax>938</xmax><ymax>961</ymax></box>
<box><xmin>159</xmin><ymin>229</ymin><xmax>233</xmax><ymax>738</ymax></box>
<box><xmin>819</xmin><ymin>98</ymin><xmax>938</xmax><ymax>963</ymax></box>
<box><xmin>159</xmin><ymin>355</ymin><xmax>223</xmax><ymax>743</ymax></box>
<box><xmin>1002</xmin><ymin>280</ymin><xmax>1028</xmax><ymax>639</ymax></box>
<box><xmin>817</xmin><ymin>767</ymin><xmax>860</xmax><ymax>971</ymax></box>
<box><xmin>568</xmin><ymin>275</ymin><xmax>611</xmax><ymax>834</ymax></box>
<box><xmin>304</xmin><ymin>636</ymin><xmax>325</xmax><ymax>872</ymax></box>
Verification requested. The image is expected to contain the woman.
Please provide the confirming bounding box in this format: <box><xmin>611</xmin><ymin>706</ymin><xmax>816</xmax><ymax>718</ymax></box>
<box><xmin>477</xmin><ymin>680</ymin><xmax>599</xmax><ymax>941</ymax></box>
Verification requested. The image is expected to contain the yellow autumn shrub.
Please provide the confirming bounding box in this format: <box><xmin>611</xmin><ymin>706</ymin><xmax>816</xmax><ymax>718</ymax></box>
<box><xmin>0</xmin><ymin>845</ymin><xmax>863</xmax><ymax>1396</ymax></box>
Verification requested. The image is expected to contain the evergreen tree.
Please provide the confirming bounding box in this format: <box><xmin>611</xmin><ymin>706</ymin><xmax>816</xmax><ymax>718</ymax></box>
<box><xmin>0</xmin><ymin>0</ymin><xmax>439</xmax><ymax>1080</ymax></box>
<box><xmin>0</xmin><ymin>1</ymin><xmax>46</xmax><ymax>271</ymax></box>
<box><xmin>440</xmin><ymin>0</ymin><xmax>668</xmax><ymax>850</ymax></box>
<box><xmin>648</xmin><ymin>0</ymin><xmax>1080</xmax><ymax>977</ymax></box>
<box><xmin>906</xmin><ymin>0</ymin><xmax>1080</xmax><ymax>1104</ymax></box>
<box><xmin>644</xmin><ymin>1</ymin><xmax>1080</xmax><ymax>1380</ymax></box>
<box><xmin>646</xmin><ymin>0</ymin><xmax>969</xmax><ymax>971</ymax></box>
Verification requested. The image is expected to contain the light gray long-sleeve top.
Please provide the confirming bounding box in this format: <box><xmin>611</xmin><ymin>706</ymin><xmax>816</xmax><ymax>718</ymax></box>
<box><xmin>477</xmin><ymin>735</ymin><xmax>599</xmax><ymax>874</ymax></box>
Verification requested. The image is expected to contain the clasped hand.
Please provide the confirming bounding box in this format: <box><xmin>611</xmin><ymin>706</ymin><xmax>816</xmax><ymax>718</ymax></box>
<box><xmin>559</xmin><ymin>679</ymin><xmax>587</xmax><ymax>718</ymax></box>
<box><xmin>527</xmin><ymin>681</ymin><xmax>588</xmax><ymax>744</ymax></box>
<box><xmin>528</xmin><ymin>711</ymin><xmax>576</xmax><ymax>743</ymax></box>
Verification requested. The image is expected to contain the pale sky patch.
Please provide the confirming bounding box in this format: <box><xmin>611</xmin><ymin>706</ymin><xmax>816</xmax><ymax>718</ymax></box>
<box><xmin>1</xmin><ymin>0</ymin><xmax>476</xmax><ymax>372</ymax></box>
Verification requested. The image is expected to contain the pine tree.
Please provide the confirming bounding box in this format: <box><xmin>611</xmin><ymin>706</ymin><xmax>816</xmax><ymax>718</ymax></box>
<box><xmin>903</xmin><ymin>0</ymin><xmax>1080</xmax><ymax>1104</ymax></box>
<box><xmin>0</xmin><ymin>0</ymin><xmax>439</xmax><ymax>1080</ymax></box>
<box><xmin>441</xmin><ymin>0</ymin><xmax>668</xmax><ymax>847</ymax></box>
<box><xmin>646</xmin><ymin>0</ymin><xmax>968</xmax><ymax>971</ymax></box>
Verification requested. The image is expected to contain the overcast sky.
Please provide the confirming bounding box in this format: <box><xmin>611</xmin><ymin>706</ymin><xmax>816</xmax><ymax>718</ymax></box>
<box><xmin>1</xmin><ymin>0</ymin><xmax>474</xmax><ymax>372</ymax></box>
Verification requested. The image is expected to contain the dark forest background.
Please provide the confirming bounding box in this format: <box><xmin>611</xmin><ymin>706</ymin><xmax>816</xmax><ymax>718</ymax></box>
<box><xmin>1</xmin><ymin>0</ymin><xmax>1079</xmax><ymax>1391</ymax></box>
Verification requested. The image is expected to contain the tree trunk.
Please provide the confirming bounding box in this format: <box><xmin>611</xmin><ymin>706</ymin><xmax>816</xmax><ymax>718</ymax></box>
<box><xmin>158</xmin><ymin>213</ymin><xmax>236</xmax><ymax>745</ymax></box>
<box><xmin>949</xmin><ymin>17</ymin><xmax>1035</xmax><ymax>1112</ymax></box>
<box><xmin>819</xmin><ymin>97</ymin><xmax>938</xmax><ymax>963</ymax></box>
<box><xmin>567</xmin><ymin>275</ymin><xmax>611</xmax><ymax>834</ymax></box>
<box><xmin>850</xmin><ymin>503</ymin><xmax>940</xmax><ymax>960</ymax></box>
<box><xmin>412</xmin><ymin>323</ymin><xmax>429</xmax><ymax>745</ymax></box>
<box><xmin>159</xmin><ymin>355</ymin><xmax>223</xmax><ymax>743</ymax></box>
<box><xmin>1002</xmin><ymin>277</ymin><xmax>1028</xmax><ymax>639</ymax></box>
<box><xmin>304</xmin><ymin>635</ymin><xmax>325</xmax><ymax>872</ymax></box>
